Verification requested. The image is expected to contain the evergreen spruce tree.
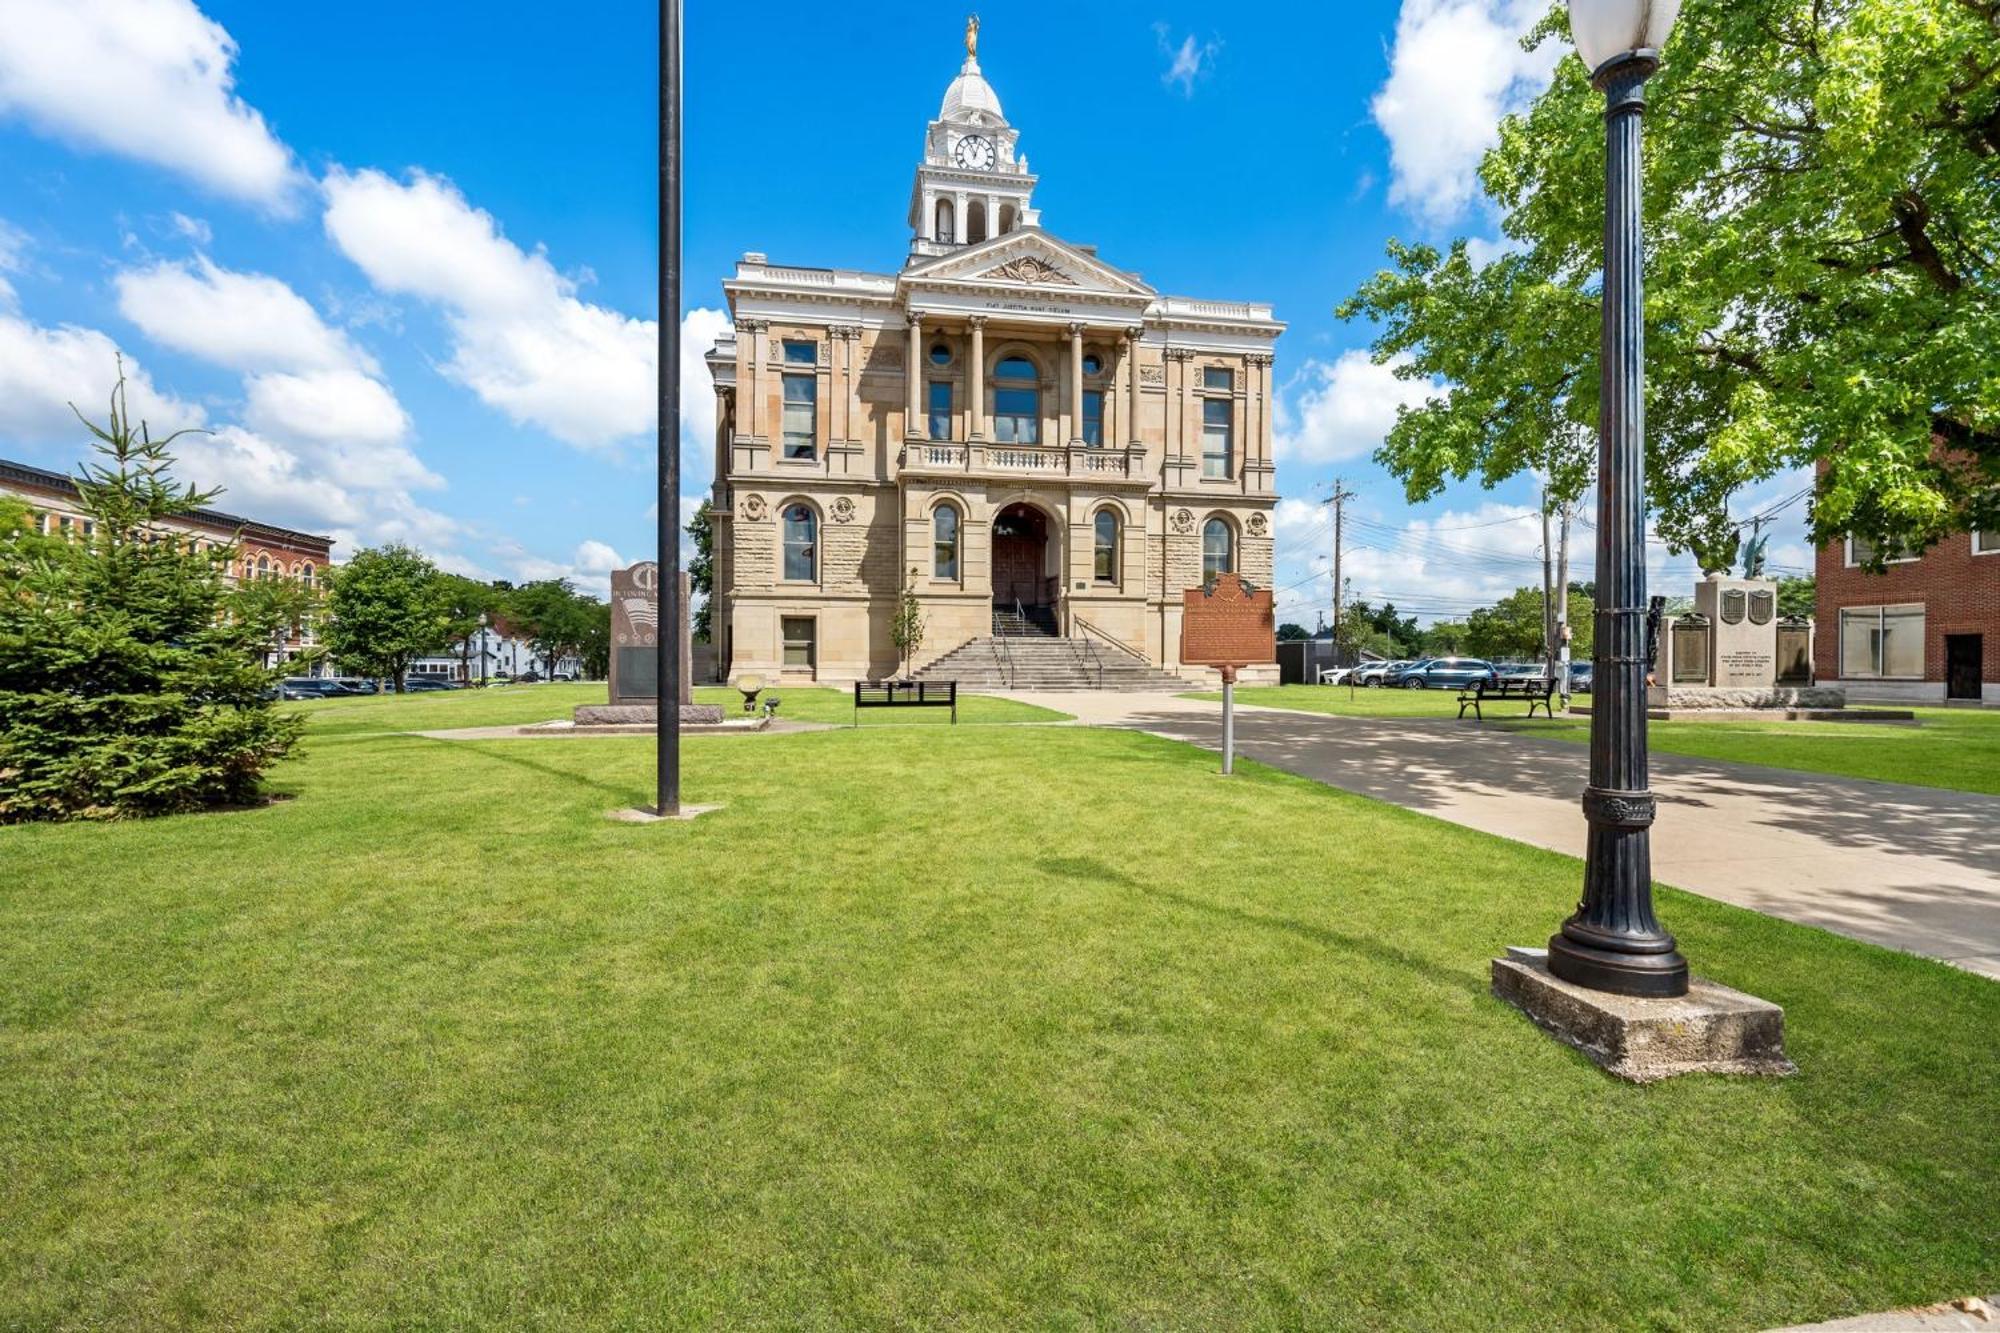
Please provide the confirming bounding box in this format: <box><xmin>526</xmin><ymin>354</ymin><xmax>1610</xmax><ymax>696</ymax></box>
<box><xmin>0</xmin><ymin>374</ymin><xmax>306</xmax><ymax>821</ymax></box>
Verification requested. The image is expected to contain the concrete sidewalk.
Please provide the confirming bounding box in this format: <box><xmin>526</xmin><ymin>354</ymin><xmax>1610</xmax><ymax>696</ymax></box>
<box><xmin>1007</xmin><ymin>691</ymin><xmax>2000</xmax><ymax>978</ymax></box>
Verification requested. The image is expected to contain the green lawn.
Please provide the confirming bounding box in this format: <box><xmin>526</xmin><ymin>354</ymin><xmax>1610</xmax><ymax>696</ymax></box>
<box><xmin>3</xmin><ymin>687</ymin><xmax>1994</xmax><ymax>1329</ymax></box>
<box><xmin>1207</xmin><ymin>685</ymin><xmax>2000</xmax><ymax>796</ymax></box>
<box><xmin>287</xmin><ymin>681</ymin><xmax>1069</xmax><ymax>735</ymax></box>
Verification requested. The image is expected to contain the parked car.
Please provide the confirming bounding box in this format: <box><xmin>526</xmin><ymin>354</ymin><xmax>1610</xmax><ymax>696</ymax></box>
<box><xmin>1567</xmin><ymin>660</ymin><xmax>1594</xmax><ymax>693</ymax></box>
<box><xmin>1353</xmin><ymin>659</ymin><xmax>1412</xmax><ymax>688</ymax></box>
<box><xmin>1318</xmin><ymin>665</ymin><xmax>1355</xmax><ymax>685</ymax></box>
<box><xmin>402</xmin><ymin>677</ymin><xmax>458</xmax><ymax>692</ymax></box>
<box><xmin>515</xmin><ymin>670</ymin><xmax>543</xmax><ymax>684</ymax></box>
<box><xmin>277</xmin><ymin>677</ymin><xmax>340</xmax><ymax>701</ymax></box>
<box><xmin>331</xmin><ymin>677</ymin><xmax>379</xmax><ymax>695</ymax></box>
<box><xmin>1386</xmin><ymin>657</ymin><xmax>1498</xmax><ymax>690</ymax></box>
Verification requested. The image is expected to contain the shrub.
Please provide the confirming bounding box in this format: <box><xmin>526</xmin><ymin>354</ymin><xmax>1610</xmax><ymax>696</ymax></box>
<box><xmin>0</xmin><ymin>376</ymin><xmax>305</xmax><ymax>821</ymax></box>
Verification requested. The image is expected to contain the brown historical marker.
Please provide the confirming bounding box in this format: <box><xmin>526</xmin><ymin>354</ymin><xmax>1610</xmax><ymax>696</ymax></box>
<box><xmin>1179</xmin><ymin>574</ymin><xmax>1274</xmax><ymax>774</ymax></box>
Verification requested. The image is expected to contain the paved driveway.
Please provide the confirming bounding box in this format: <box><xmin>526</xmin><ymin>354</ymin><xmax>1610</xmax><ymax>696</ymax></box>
<box><xmin>1010</xmin><ymin>692</ymin><xmax>2000</xmax><ymax>979</ymax></box>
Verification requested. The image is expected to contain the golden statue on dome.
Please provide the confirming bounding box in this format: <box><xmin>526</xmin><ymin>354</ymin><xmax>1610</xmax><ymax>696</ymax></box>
<box><xmin>965</xmin><ymin>14</ymin><xmax>979</xmax><ymax>60</ymax></box>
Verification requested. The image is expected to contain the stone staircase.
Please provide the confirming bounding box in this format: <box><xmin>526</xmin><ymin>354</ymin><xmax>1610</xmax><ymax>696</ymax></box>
<box><xmin>915</xmin><ymin>611</ymin><xmax>1201</xmax><ymax>693</ymax></box>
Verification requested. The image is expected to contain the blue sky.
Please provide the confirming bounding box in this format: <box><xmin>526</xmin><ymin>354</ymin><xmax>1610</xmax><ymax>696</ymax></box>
<box><xmin>0</xmin><ymin>0</ymin><xmax>1808</xmax><ymax>620</ymax></box>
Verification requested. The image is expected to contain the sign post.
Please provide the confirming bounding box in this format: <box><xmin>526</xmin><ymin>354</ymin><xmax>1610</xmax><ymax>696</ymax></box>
<box><xmin>1179</xmin><ymin>574</ymin><xmax>1275</xmax><ymax>777</ymax></box>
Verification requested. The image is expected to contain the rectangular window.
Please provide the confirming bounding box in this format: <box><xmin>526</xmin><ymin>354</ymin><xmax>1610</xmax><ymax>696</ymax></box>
<box><xmin>1202</xmin><ymin>398</ymin><xmax>1233</xmax><ymax>479</ymax></box>
<box><xmin>1975</xmin><ymin>530</ymin><xmax>1997</xmax><ymax>556</ymax></box>
<box><xmin>1082</xmin><ymin>390</ymin><xmax>1104</xmax><ymax>447</ymax></box>
<box><xmin>994</xmin><ymin>387</ymin><xmax>1038</xmax><ymax>444</ymax></box>
<box><xmin>1839</xmin><ymin>604</ymin><xmax>1926</xmax><ymax>678</ymax></box>
<box><xmin>1846</xmin><ymin>534</ymin><xmax>1917</xmax><ymax>566</ymax></box>
<box><xmin>928</xmin><ymin>380</ymin><xmax>953</xmax><ymax>442</ymax></box>
<box><xmin>782</xmin><ymin>340</ymin><xmax>817</xmax><ymax>366</ymax></box>
<box><xmin>1202</xmin><ymin>366</ymin><xmax>1233</xmax><ymax>391</ymax></box>
<box><xmin>781</xmin><ymin>616</ymin><xmax>816</xmax><ymax>670</ymax></box>
<box><xmin>781</xmin><ymin>374</ymin><xmax>817</xmax><ymax>460</ymax></box>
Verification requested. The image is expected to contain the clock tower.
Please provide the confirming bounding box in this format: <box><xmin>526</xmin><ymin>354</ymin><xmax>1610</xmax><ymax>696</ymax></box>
<box><xmin>906</xmin><ymin>16</ymin><xmax>1039</xmax><ymax>262</ymax></box>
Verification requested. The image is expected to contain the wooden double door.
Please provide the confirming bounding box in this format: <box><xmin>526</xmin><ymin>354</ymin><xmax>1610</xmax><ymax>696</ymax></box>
<box><xmin>991</xmin><ymin>504</ymin><xmax>1051</xmax><ymax>608</ymax></box>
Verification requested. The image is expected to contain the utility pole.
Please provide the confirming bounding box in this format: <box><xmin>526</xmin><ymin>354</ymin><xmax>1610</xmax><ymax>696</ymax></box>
<box><xmin>1555</xmin><ymin>497</ymin><xmax>1573</xmax><ymax>704</ymax></box>
<box><xmin>1541</xmin><ymin>485</ymin><xmax>1556</xmax><ymax>681</ymax></box>
<box><xmin>1324</xmin><ymin>479</ymin><xmax>1356</xmax><ymax>663</ymax></box>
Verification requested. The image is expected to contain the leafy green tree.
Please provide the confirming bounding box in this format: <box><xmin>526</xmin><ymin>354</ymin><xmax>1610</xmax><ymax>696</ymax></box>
<box><xmin>891</xmin><ymin>568</ymin><xmax>926</xmax><ymax>677</ymax></box>
<box><xmin>507</xmin><ymin>578</ymin><xmax>595</xmax><ymax>679</ymax></box>
<box><xmin>578</xmin><ymin>597</ymin><xmax>611</xmax><ymax>680</ymax></box>
<box><xmin>1340</xmin><ymin>0</ymin><xmax>1998</xmax><ymax>567</ymax></box>
<box><xmin>439</xmin><ymin>574</ymin><xmax>501</xmax><ymax>684</ymax></box>
<box><xmin>0</xmin><ymin>377</ymin><xmax>303</xmax><ymax>821</ymax></box>
<box><xmin>1421</xmin><ymin>621</ymin><xmax>1470</xmax><ymax>655</ymax></box>
<box><xmin>1276</xmin><ymin>622</ymin><xmax>1312</xmax><ymax>641</ymax></box>
<box><xmin>1462</xmin><ymin>585</ymin><xmax>1597</xmax><ymax>662</ymax></box>
<box><xmin>686</xmin><ymin>500</ymin><xmax>715</xmax><ymax>642</ymax></box>
<box><xmin>1778</xmin><ymin>573</ymin><xmax>1817</xmax><ymax>619</ymax></box>
<box><xmin>324</xmin><ymin>544</ymin><xmax>453</xmax><ymax>692</ymax></box>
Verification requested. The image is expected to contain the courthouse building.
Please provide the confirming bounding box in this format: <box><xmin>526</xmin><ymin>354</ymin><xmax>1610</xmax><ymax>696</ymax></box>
<box><xmin>702</xmin><ymin>22</ymin><xmax>1283</xmax><ymax>685</ymax></box>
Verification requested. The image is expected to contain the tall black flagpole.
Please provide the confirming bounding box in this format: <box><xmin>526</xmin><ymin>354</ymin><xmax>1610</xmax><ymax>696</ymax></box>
<box><xmin>655</xmin><ymin>0</ymin><xmax>682</xmax><ymax>817</ymax></box>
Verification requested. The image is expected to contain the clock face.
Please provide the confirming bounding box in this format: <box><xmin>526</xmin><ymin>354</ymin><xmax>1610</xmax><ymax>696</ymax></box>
<box><xmin>952</xmin><ymin>135</ymin><xmax>996</xmax><ymax>170</ymax></box>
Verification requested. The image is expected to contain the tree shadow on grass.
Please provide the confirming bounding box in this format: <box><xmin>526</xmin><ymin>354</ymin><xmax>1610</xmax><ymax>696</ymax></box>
<box><xmin>1034</xmin><ymin>854</ymin><xmax>1483</xmax><ymax>999</ymax></box>
<box><xmin>408</xmin><ymin>736</ymin><xmax>643</xmax><ymax>808</ymax></box>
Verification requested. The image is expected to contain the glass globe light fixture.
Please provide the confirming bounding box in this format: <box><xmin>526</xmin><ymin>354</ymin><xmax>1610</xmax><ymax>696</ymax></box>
<box><xmin>1568</xmin><ymin>0</ymin><xmax>1683</xmax><ymax>73</ymax></box>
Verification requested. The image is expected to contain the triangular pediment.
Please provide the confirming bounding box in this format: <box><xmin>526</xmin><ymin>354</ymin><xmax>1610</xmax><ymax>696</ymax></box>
<box><xmin>903</xmin><ymin>229</ymin><xmax>1155</xmax><ymax>298</ymax></box>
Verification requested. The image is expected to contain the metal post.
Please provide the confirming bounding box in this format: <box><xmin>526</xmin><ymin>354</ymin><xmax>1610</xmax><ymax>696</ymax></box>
<box><xmin>1548</xmin><ymin>49</ymin><xmax>1689</xmax><ymax>998</ymax></box>
<box><xmin>654</xmin><ymin>0</ymin><xmax>682</xmax><ymax>817</ymax></box>
<box><xmin>1541</xmin><ymin>485</ymin><xmax>1556</xmax><ymax>681</ymax></box>
<box><xmin>1555</xmin><ymin>499</ymin><xmax>1572</xmax><ymax>707</ymax></box>
<box><xmin>1220</xmin><ymin>665</ymin><xmax>1236</xmax><ymax>775</ymax></box>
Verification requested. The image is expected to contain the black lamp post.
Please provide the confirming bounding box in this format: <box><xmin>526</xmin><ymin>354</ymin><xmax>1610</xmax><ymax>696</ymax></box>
<box><xmin>655</xmin><ymin>0</ymin><xmax>683</xmax><ymax>817</ymax></box>
<box><xmin>1547</xmin><ymin>0</ymin><xmax>1689</xmax><ymax>999</ymax></box>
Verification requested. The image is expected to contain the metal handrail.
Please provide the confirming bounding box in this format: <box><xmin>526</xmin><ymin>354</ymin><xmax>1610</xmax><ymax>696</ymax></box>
<box><xmin>995</xmin><ymin>601</ymin><xmax>1017</xmax><ymax>688</ymax></box>
<box><xmin>1072</xmin><ymin>614</ymin><xmax>1148</xmax><ymax>663</ymax></box>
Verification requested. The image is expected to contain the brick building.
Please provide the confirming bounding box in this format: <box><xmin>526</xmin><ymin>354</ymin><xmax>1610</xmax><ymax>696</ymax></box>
<box><xmin>1</xmin><ymin>456</ymin><xmax>335</xmax><ymax>672</ymax></box>
<box><xmin>1814</xmin><ymin>526</ymin><xmax>1998</xmax><ymax>704</ymax></box>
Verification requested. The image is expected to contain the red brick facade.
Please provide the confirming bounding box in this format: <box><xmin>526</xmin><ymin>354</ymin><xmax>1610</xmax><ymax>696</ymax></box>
<box><xmin>1814</xmin><ymin>528</ymin><xmax>1999</xmax><ymax>702</ymax></box>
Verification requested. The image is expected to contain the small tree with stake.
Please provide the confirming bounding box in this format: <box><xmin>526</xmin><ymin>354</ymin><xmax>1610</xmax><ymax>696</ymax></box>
<box><xmin>890</xmin><ymin>568</ymin><xmax>925</xmax><ymax>680</ymax></box>
<box><xmin>0</xmin><ymin>371</ymin><xmax>304</xmax><ymax>822</ymax></box>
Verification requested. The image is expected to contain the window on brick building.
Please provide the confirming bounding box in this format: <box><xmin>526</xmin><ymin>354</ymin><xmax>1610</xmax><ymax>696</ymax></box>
<box><xmin>1839</xmin><ymin>604</ymin><xmax>1925</xmax><ymax>678</ymax></box>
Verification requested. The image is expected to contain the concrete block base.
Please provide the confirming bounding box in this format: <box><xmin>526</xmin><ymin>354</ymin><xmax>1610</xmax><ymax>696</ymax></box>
<box><xmin>574</xmin><ymin>703</ymin><xmax>725</xmax><ymax>726</ymax></box>
<box><xmin>607</xmin><ymin>803</ymin><xmax>724</xmax><ymax>823</ymax></box>
<box><xmin>1493</xmin><ymin>949</ymin><xmax>1796</xmax><ymax>1083</ymax></box>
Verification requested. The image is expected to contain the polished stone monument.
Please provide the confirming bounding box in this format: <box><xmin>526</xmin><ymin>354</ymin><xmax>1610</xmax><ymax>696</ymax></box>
<box><xmin>1697</xmin><ymin>573</ymin><xmax>1779</xmax><ymax>687</ymax></box>
<box><xmin>575</xmin><ymin>561</ymin><xmax>723</xmax><ymax>726</ymax></box>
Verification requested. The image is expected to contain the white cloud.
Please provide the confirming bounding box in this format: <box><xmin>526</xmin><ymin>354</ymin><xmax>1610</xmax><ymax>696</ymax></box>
<box><xmin>1372</xmin><ymin>0</ymin><xmax>1561</xmax><ymax>223</ymax></box>
<box><xmin>0</xmin><ymin>0</ymin><xmax>301</xmax><ymax>208</ymax></box>
<box><xmin>0</xmin><ymin>312</ymin><xmax>205</xmax><ymax>441</ymax></box>
<box><xmin>1275</xmin><ymin>350</ymin><xmax>1438</xmax><ymax>464</ymax></box>
<box><xmin>1155</xmin><ymin>25</ymin><xmax>1220</xmax><ymax>98</ymax></box>
<box><xmin>322</xmin><ymin>167</ymin><xmax>658</xmax><ymax>450</ymax></box>
<box><xmin>167</xmin><ymin>211</ymin><xmax>212</xmax><ymax>245</ymax></box>
<box><xmin>115</xmin><ymin>255</ymin><xmax>375</xmax><ymax>375</ymax></box>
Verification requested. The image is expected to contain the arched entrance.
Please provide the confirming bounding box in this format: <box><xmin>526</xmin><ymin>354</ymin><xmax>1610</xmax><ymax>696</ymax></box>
<box><xmin>991</xmin><ymin>502</ymin><xmax>1053</xmax><ymax>610</ymax></box>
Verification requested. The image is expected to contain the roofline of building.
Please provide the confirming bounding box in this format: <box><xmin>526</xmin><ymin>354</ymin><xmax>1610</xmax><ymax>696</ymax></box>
<box><xmin>0</xmin><ymin>457</ymin><xmax>337</xmax><ymax>553</ymax></box>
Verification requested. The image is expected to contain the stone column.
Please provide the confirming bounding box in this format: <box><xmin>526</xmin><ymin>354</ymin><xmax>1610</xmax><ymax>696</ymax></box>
<box><xmin>905</xmin><ymin>314</ymin><xmax>924</xmax><ymax>440</ymax></box>
<box><xmin>1125</xmin><ymin>327</ymin><xmax>1143</xmax><ymax>449</ymax></box>
<box><xmin>954</xmin><ymin>190</ymin><xmax>967</xmax><ymax>242</ymax></box>
<box><xmin>968</xmin><ymin>316</ymin><xmax>986</xmax><ymax>440</ymax></box>
<box><xmin>1067</xmin><ymin>322</ymin><xmax>1085</xmax><ymax>447</ymax></box>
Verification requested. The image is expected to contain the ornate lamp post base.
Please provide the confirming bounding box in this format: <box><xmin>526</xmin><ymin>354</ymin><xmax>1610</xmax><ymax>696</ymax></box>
<box><xmin>1548</xmin><ymin>929</ymin><xmax>1689</xmax><ymax>998</ymax></box>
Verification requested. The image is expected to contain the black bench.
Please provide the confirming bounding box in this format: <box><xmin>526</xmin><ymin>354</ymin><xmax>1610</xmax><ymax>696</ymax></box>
<box><xmin>853</xmin><ymin>679</ymin><xmax>957</xmax><ymax>726</ymax></box>
<box><xmin>1457</xmin><ymin>675</ymin><xmax>1557</xmax><ymax>720</ymax></box>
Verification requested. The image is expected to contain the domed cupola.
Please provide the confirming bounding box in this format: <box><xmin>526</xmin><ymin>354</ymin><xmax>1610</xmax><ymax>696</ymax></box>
<box><xmin>906</xmin><ymin>16</ymin><xmax>1040</xmax><ymax>264</ymax></box>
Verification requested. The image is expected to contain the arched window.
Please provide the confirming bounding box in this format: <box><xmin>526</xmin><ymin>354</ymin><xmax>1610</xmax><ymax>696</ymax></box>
<box><xmin>999</xmin><ymin>203</ymin><xmax>1017</xmax><ymax>234</ymax></box>
<box><xmin>933</xmin><ymin>504</ymin><xmax>960</xmax><ymax>580</ymax></box>
<box><xmin>301</xmin><ymin>563</ymin><xmax>315</xmax><ymax>590</ymax></box>
<box><xmin>256</xmin><ymin>554</ymin><xmax>271</xmax><ymax>580</ymax></box>
<box><xmin>1202</xmin><ymin>518</ymin><xmax>1234</xmax><ymax>585</ymax></box>
<box><xmin>935</xmin><ymin>198</ymin><xmax>955</xmax><ymax>243</ymax></box>
<box><xmin>967</xmin><ymin>200</ymin><xmax>988</xmax><ymax>243</ymax></box>
<box><xmin>993</xmin><ymin>356</ymin><xmax>1039</xmax><ymax>444</ymax></box>
<box><xmin>781</xmin><ymin>504</ymin><xmax>817</xmax><ymax>582</ymax></box>
<box><xmin>1093</xmin><ymin>509</ymin><xmax>1119</xmax><ymax>583</ymax></box>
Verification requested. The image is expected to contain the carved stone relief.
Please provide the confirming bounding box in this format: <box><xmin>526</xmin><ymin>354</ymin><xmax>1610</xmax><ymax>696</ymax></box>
<box><xmin>740</xmin><ymin>494</ymin><xmax>767</xmax><ymax>522</ymax></box>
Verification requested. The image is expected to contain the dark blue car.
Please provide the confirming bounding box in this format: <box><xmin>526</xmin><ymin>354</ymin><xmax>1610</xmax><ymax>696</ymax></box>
<box><xmin>1386</xmin><ymin>657</ymin><xmax>1499</xmax><ymax>690</ymax></box>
